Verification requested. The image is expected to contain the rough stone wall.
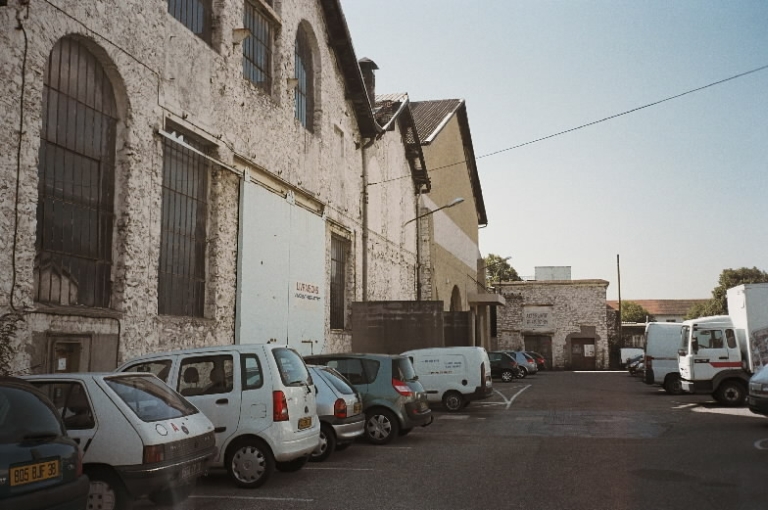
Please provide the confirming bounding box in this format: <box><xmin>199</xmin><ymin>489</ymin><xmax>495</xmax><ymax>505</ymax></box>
<box><xmin>0</xmin><ymin>0</ymin><xmax>416</xmax><ymax>371</ymax></box>
<box><xmin>496</xmin><ymin>281</ymin><xmax>610</xmax><ymax>369</ymax></box>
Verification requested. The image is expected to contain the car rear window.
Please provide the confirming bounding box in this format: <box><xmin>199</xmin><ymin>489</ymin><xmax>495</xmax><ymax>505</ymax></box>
<box><xmin>317</xmin><ymin>367</ymin><xmax>355</xmax><ymax>395</ymax></box>
<box><xmin>393</xmin><ymin>357</ymin><xmax>417</xmax><ymax>381</ymax></box>
<box><xmin>273</xmin><ymin>348</ymin><xmax>312</xmax><ymax>387</ymax></box>
<box><xmin>0</xmin><ymin>386</ymin><xmax>63</xmax><ymax>443</ymax></box>
<box><xmin>105</xmin><ymin>375</ymin><xmax>198</xmax><ymax>422</ymax></box>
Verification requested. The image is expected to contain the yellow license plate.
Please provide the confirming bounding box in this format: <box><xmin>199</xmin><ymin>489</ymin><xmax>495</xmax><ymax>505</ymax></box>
<box><xmin>353</xmin><ymin>402</ymin><xmax>362</xmax><ymax>414</ymax></box>
<box><xmin>10</xmin><ymin>459</ymin><xmax>60</xmax><ymax>487</ymax></box>
<box><xmin>298</xmin><ymin>416</ymin><xmax>312</xmax><ymax>430</ymax></box>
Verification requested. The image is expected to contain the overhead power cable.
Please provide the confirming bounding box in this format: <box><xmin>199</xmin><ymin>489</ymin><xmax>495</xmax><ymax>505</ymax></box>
<box><xmin>367</xmin><ymin>63</ymin><xmax>768</xmax><ymax>186</ymax></box>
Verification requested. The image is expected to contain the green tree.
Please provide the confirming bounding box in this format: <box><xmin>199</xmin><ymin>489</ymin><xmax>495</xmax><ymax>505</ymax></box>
<box><xmin>620</xmin><ymin>301</ymin><xmax>655</xmax><ymax>323</ymax></box>
<box><xmin>483</xmin><ymin>254</ymin><xmax>522</xmax><ymax>285</ymax></box>
<box><xmin>684</xmin><ymin>266</ymin><xmax>768</xmax><ymax>319</ymax></box>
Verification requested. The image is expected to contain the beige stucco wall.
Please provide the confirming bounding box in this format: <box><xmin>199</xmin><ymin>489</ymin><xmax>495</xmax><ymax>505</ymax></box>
<box><xmin>419</xmin><ymin>114</ymin><xmax>482</xmax><ymax>310</ymax></box>
<box><xmin>0</xmin><ymin>0</ymin><xmax>418</xmax><ymax>371</ymax></box>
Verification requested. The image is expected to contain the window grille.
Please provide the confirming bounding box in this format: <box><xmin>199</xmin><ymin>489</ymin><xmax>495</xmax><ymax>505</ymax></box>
<box><xmin>243</xmin><ymin>0</ymin><xmax>273</xmax><ymax>92</ymax></box>
<box><xmin>294</xmin><ymin>27</ymin><xmax>314</xmax><ymax>131</ymax></box>
<box><xmin>35</xmin><ymin>37</ymin><xmax>117</xmax><ymax>308</ymax></box>
<box><xmin>330</xmin><ymin>236</ymin><xmax>348</xmax><ymax>330</ymax></box>
<box><xmin>158</xmin><ymin>135</ymin><xmax>209</xmax><ymax>317</ymax></box>
<box><xmin>167</xmin><ymin>0</ymin><xmax>212</xmax><ymax>43</ymax></box>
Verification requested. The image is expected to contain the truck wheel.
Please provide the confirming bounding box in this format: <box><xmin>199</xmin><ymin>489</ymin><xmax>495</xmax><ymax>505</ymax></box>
<box><xmin>442</xmin><ymin>391</ymin><xmax>465</xmax><ymax>412</ymax></box>
<box><xmin>663</xmin><ymin>374</ymin><xmax>683</xmax><ymax>395</ymax></box>
<box><xmin>715</xmin><ymin>380</ymin><xmax>747</xmax><ymax>407</ymax></box>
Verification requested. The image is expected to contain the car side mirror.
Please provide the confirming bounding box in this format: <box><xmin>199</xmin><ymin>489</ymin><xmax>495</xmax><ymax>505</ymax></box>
<box><xmin>691</xmin><ymin>340</ymin><xmax>698</xmax><ymax>354</ymax></box>
<box><xmin>677</xmin><ymin>348</ymin><xmax>686</xmax><ymax>357</ymax></box>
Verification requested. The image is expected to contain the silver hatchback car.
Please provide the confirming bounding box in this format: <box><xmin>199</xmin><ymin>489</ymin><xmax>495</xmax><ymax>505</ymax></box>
<box><xmin>506</xmin><ymin>351</ymin><xmax>539</xmax><ymax>377</ymax></box>
<box><xmin>308</xmin><ymin>366</ymin><xmax>365</xmax><ymax>462</ymax></box>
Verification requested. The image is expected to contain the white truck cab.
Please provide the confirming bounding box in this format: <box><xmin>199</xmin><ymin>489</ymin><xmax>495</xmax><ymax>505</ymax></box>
<box><xmin>678</xmin><ymin>283</ymin><xmax>768</xmax><ymax>406</ymax></box>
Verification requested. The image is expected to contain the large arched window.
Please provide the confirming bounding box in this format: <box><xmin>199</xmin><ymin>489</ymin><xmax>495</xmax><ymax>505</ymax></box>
<box><xmin>294</xmin><ymin>25</ymin><xmax>314</xmax><ymax>132</ymax></box>
<box><xmin>35</xmin><ymin>37</ymin><xmax>117</xmax><ymax>308</ymax></box>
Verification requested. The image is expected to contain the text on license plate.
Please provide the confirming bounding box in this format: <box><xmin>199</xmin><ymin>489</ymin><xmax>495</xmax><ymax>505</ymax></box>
<box><xmin>298</xmin><ymin>416</ymin><xmax>312</xmax><ymax>430</ymax></box>
<box><xmin>179</xmin><ymin>461</ymin><xmax>205</xmax><ymax>482</ymax></box>
<box><xmin>10</xmin><ymin>459</ymin><xmax>60</xmax><ymax>486</ymax></box>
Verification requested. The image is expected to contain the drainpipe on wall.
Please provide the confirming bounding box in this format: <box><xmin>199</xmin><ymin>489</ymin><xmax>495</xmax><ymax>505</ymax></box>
<box><xmin>415</xmin><ymin>190</ymin><xmax>423</xmax><ymax>301</ymax></box>
<box><xmin>360</xmin><ymin>139</ymin><xmax>375</xmax><ymax>302</ymax></box>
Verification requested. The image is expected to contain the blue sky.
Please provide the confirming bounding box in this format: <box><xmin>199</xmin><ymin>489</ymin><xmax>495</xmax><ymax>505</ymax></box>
<box><xmin>340</xmin><ymin>1</ymin><xmax>768</xmax><ymax>300</ymax></box>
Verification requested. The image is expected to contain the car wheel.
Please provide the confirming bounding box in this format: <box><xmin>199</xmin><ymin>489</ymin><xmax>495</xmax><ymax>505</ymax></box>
<box><xmin>276</xmin><ymin>455</ymin><xmax>309</xmax><ymax>472</ymax></box>
<box><xmin>714</xmin><ymin>380</ymin><xmax>747</xmax><ymax>407</ymax></box>
<box><xmin>442</xmin><ymin>391</ymin><xmax>465</xmax><ymax>412</ymax></box>
<box><xmin>149</xmin><ymin>483</ymin><xmax>194</xmax><ymax>506</ymax></box>
<box><xmin>398</xmin><ymin>427</ymin><xmax>413</xmax><ymax>436</ymax></box>
<box><xmin>518</xmin><ymin>366</ymin><xmax>528</xmax><ymax>379</ymax></box>
<box><xmin>501</xmin><ymin>370</ymin><xmax>515</xmax><ymax>382</ymax></box>
<box><xmin>310</xmin><ymin>424</ymin><xmax>336</xmax><ymax>462</ymax></box>
<box><xmin>226</xmin><ymin>437</ymin><xmax>275</xmax><ymax>488</ymax></box>
<box><xmin>87</xmin><ymin>467</ymin><xmax>132</xmax><ymax>510</ymax></box>
<box><xmin>365</xmin><ymin>408</ymin><xmax>399</xmax><ymax>445</ymax></box>
<box><xmin>663</xmin><ymin>374</ymin><xmax>684</xmax><ymax>395</ymax></box>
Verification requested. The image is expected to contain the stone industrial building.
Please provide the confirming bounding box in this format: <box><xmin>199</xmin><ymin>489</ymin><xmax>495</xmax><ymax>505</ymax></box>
<box><xmin>0</xmin><ymin>0</ymin><xmax>491</xmax><ymax>374</ymax></box>
<box><xmin>494</xmin><ymin>269</ymin><xmax>610</xmax><ymax>370</ymax></box>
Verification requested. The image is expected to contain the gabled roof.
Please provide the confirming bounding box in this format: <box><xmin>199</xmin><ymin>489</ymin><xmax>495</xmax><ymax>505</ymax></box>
<box><xmin>319</xmin><ymin>0</ymin><xmax>383</xmax><ymax>139</ymax></box>
<box><xmin>374</xmin><ymin>93</ymin><xmax>431</xmax><ymax>192</ymax></box>
<box><xmin>606</xmin><ymin>299</ymin><xmax>709</xmax><ymax>316</ymax></box>
<box><xmin>410</xmin><ymin>99</ymin><xmax>488</xmax><ymax>226</ymax></box>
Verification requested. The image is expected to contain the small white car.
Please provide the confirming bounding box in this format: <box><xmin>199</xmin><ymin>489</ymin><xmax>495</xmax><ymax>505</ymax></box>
<box><xmin>307</xmin><ymin>365</ymin><xmax>365</xmax><ymax>462</ymax></box>
<box><xmin>117</xmin><ymin>343</ymin><xmax>319</xmax><ymax>488</ymax></box>
<box><xmin>24</xmin><ymin>372</ymin><xmax>216</xmax><ymax>510</ymax></box>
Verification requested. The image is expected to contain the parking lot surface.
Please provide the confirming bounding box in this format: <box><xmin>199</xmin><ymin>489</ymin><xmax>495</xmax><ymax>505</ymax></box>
<box><xmin>136</xmin><ymin>371</ymin><xmax>768</xmax><ymax>510</ymax></box>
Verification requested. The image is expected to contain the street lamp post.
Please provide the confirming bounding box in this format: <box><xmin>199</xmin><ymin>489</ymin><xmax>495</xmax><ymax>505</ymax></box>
<box><xmin>404</xmin><ymin>197</ymin><xmax>465</xmax><ymax>301</ymax></box>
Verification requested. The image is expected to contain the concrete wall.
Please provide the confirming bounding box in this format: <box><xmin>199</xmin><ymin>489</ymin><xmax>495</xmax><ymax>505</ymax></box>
<box><xmin>351</xmin><ymin>301</ymin><xmax>444</xmax><ymax>354</ymax></box>
<box><xmin>0</xmin><ymin>0</ymin><xmax>419</xmax><ymax>372</ymax></box>
<box><xmin>495</xmin><ymin>280</ymin><xmax>610</xmax><ymax>369</ymax></box>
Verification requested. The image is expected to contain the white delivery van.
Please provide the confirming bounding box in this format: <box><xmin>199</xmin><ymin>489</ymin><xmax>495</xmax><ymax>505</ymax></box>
<box><xmin>642</xmin><ymin>322</ymin><xmax>685</xmax><ymax>394</ymax></box>
<box><xmin>402</xmin><ymin>346</ymin><xmax>492</xmax><ymax>412</ymax></box>
<box><xmin>118</xmin><ymin>344</ymin><xmax>319</xmax><ymax>489</ymax></box>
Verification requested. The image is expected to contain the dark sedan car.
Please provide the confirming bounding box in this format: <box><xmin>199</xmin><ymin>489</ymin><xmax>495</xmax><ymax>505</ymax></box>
<box><xmin>525</xmin><ymin>351</ymin><xmax>547</xmax><ymax>371</ymax></box>
<box><xmin>488</xmin><ymin>352</ymin><xmax>521</xmax><ymax>382</ymax></box>
<box><xmin>0</xmin><ymin>376</ymin><xmax>89</xmax><ymax>510</ymax></box>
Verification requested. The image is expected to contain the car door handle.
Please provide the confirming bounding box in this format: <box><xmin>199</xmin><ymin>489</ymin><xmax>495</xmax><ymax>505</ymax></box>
<box><xmin>719</xmin><ymin>356</ymin><xmax>729</xmax><ymax>360</ymax></box>
<box><xmin>214</xmin><ymin>427</ymin><xmax>226</xmax><ymax>433</ymax></box>
<box><xmin>215</xmin><ymin>398</ymin><xmax>229</xmax><ymax>405</ymax></box>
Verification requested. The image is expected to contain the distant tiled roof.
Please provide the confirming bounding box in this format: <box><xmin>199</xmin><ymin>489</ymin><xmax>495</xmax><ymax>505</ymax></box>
<box><xmin>374</xmin><ymin>93</ymin><xmax>408</xmax><ymax>130</ymax></box>
<box><xmin>410</xmin><ymin>100</ymin><xmax>463</xmax><ymax>143</ymax></box>
<box><xmin>606</xmin><ymin>299</ymin><xmax>709</xmax><ymax>315</ymax></box>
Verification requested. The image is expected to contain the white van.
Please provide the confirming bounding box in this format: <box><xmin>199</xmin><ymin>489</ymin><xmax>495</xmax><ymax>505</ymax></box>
<box><xmin>117</xmin><ymin>344</ymin><xmax>319</xmax><ymax>489</ymax></box>
<box><xmin>402</xmin><ymin>346</ymin><xmax>492</xmax><ymax>412</ymax></box>
<box><xmin>642</xmin><ymin>322</ymin><xmax>685</xmax><ymax>394</ymax></box>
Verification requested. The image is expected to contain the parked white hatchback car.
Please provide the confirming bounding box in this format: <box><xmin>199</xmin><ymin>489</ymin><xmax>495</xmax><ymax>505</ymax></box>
<box><xmin>307</xmin><ymin>365</ymin><xmax>365</xmax><ymax>462</ymax></box>
<box><xmin>24</xmin><ymin>372</ymin><xmax>216</xmax><ymax>510</ymax></box>
<box><xmin>117</xmin><ymin>343</ymin><xmax>319</xmax><ymax>488</ymax></box>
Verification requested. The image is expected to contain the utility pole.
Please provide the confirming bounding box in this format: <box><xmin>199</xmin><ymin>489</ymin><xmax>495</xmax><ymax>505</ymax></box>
<box><xmin>617</xmin><ymin>254</ymin><xmax>623</xmax><ymax>350</ymax></box>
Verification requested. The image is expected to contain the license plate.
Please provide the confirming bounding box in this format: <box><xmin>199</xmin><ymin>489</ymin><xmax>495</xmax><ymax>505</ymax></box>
<box><xmin>10</xmin><ymin>459</ymin><xmax>60</xmax><ymax>487</ymax></box>
<box><xmin>179</xmin><ymin>460</ymin><xmax>204</xmax><ymax>482</ymax></box>
<box><xmin>298</xmin><ymin>416</ymin><xmax>312</xmax><ymax>430</ymax></box>
<box><xmin>353</xmin><ymin>402</ymin><xmax>362</xmax><ymax>414</ymax></box>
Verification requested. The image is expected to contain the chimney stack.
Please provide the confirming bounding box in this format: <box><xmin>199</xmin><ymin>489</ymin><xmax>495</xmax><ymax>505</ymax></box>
<box><xmin>358</xmin><ymin>57</ymin><xmax>379</xmax><ymax>108</ymax></box>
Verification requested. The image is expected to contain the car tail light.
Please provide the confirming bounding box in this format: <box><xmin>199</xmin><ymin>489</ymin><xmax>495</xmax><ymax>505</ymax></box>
<box><xmin>143</xmin><ymin>444</ymin><xmax>165</xmax><ymax>464</ymax></box>
<box><xmin>334</xmin><ymin>398</ymin><xmax>348</xmax><ymax>419</ymax></box>
<box><xmin>392</xmin><ymin>379</ymin><xmax>413</xmax><ymax>397</ymax></box>
<box><xmin>273</xmin><ymin>390</ymin><xmax>289</xmax><ymax>422</ymax></box>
